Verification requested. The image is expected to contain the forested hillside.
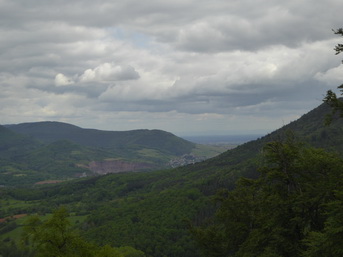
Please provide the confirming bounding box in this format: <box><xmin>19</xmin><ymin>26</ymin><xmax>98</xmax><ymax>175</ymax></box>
<box><xmin>5</xmin><ymin>122</ymin><xmax>195</xmax><ymax>155</ymax></box>
<box><xmin>193</xmin><ymin>137</ymin><xmax>343</xmax><ymax>256</ymax></box>
<box><xmin>1</xmin><ymin>101</ymin><xmax>343</xmax><ymax>256</ymax></box>
<box><xmin>0</xmin><ymin>125</ymin><xmax>112</xmax><ymax>186</ymax></box>
<box><xmin>0</xmin><ymin>122</ymin><xmax>223</xmax><ymax>186</ymax></box>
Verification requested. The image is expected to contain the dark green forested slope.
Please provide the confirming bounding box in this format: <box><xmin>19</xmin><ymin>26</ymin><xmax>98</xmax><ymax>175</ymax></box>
<box><xmin>5</xmin><ymin>121</ymin><xmax>195</xmax><ymax>155</ymax></box>
<box><xmin>193</xmin><ymin>137</ymin><xmax>343</xmax><ymax>257</ymax></box>
<box><xmin>0</xmin><ymin>126</ymin><xmax>115</xmax><ymax>186</ymax></box>
<box><xmin>207</xmin><ymin>101</ymin><xmax>343</xmax><ymax>176</ymax></box>
<box><xmin>0</xmin><ymin>126</ymin><xmax>51</xmax><ymax>186</ymax></box>
<box><xmin>0</xmin><ymin>125</ymin><xmax>41</xmax><ymax>158</ymax></box>
<box><xmin>1</xmin><ymin>101</ymin><xmax>343</xmax><ymax>256</ymax></box>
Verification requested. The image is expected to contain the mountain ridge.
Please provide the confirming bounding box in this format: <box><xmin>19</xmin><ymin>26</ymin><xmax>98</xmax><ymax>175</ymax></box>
<box><xmin>5</xmin><ymin>121</ymin><xmax>195</xmax><ymax>155</ymax></box>
<box><xmin>1</xmin><ymin>121</ymin><xmax>225</xmax><ymax>186</ymax></box>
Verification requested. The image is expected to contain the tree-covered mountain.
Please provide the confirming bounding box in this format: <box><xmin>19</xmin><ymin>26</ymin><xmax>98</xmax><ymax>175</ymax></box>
<box><xmin>0</xmin><ymin>122</ymin><xmax>224</xmax><ymax>186</ymax></box>
<box><xmin>5</xmin><ymin>121</ymin><xmax>195</xmax><ymax>155</ymax></box>
<box><xmin>213</xmin><ymin>101</ymin><xmax>343</xmax><ymax>170</ymax></box>
<box><xmin>0</xmin><ymin>125</ymin><xmax>41</xmax><ymax>157</ymax></box>
<box><xmin>1</xmin><ymin>101</ymin><xmax>343</xmax><ymax>256</ymax></box>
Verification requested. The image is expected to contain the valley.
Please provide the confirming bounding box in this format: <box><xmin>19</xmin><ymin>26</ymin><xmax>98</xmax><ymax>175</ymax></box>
<box><xmin>1</xmin><ymin>101</ymin><xmax>343</xmax><ymax>256</ymax></box>
<box><xmin>0</xmin><ymin>122</ymin><xmax>227</xmax><ymax>187</ymax></box>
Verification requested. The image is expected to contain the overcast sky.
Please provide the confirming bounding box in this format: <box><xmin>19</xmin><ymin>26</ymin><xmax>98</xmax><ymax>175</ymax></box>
<box><xmin>1</xmin><ymin>0</ymin><xmax>343</xmax><ymax>136</ymax></box>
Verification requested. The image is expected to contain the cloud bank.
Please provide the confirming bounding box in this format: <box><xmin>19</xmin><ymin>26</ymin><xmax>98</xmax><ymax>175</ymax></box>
<box><xmin>0</xmin><ymin>0</ymin><xmax>343</xmax><ymax>135</ymax></box>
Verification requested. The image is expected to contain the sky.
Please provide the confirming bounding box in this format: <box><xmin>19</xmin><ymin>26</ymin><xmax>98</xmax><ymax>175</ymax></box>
<box><xmin>1</xmin><ymin>0</ymin><xmax>343</xmax><ymax>136</ymax></box>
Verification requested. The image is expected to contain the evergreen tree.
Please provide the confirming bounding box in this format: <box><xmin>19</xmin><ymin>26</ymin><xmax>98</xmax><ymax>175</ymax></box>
<box><xmin>192</xmin><ymin>136</ymin><xmax>343</xmax><ymax>256</ymax></box>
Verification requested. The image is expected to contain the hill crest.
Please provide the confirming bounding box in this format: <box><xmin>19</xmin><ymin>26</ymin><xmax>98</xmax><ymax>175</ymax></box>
<box><xmin>5</xmin><ymin>121</ymin><xmax>195</xmax><ymax>155</ymax></box>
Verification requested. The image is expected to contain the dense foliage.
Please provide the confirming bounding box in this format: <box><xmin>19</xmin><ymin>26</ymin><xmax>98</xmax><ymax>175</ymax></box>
<box><xmin>22</xmin><ymin>207</ymin><xmax>145</xmax><ymax>257</ymax></box>
<box><xmin>192</xmin><ymin>136</ymin><xmax>343</xmax><ymax>256</ymax></box>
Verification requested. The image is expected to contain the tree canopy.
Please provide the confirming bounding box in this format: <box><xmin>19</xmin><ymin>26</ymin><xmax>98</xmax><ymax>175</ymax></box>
<box><xmin>22</xmin><ymin>207</ymin><xmax>146</xmax><ymax>257</ymax></box>
<box><xmin>192</xmin><ymin>136</ymin><xmax>343</xmax><ymax>256</ymax></box>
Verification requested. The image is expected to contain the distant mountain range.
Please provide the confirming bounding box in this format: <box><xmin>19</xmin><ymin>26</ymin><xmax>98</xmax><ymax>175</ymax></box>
<box><xmin>1</xmin><ymin>101</ymin><xmax>342</xmax><ymax>187</ymax></box>
<box><xmin>5</xmin><ymin>122</ymin><xmax>194</xmax><ymax>155</ymax></box>
<box><xmin>0</xmin><ymin>122</ymin><xmax>225</xmax><ymax>186</ymax></box>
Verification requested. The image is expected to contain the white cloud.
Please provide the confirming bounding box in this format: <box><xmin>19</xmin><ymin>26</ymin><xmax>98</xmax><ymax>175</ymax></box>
<box><xmin>55</xmin><ymin>73</ymin><xmax>74</xmax><ymax>86</ymax></box>
<box><xmin>315</xmin><ymin>65</ymin><xmax>343</xmax><ymax>87</ymax></box>
<box><xmin>79</xmin><ymin>63</ymin><xmax>140</xmax><ymax>83</ymax></box>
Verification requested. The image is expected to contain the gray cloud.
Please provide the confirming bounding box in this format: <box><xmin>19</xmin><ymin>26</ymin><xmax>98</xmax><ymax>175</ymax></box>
<box><xmin>0</xmin><ymin>0</ymin><xmax>343</xmax><ymax>134</ymax></box>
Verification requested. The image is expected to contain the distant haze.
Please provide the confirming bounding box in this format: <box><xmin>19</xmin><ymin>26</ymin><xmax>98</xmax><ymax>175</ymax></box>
<box><xmin>183</xmin><ymin>134</ymin><xmax>263</xmax><ymax>145</ymax></box>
